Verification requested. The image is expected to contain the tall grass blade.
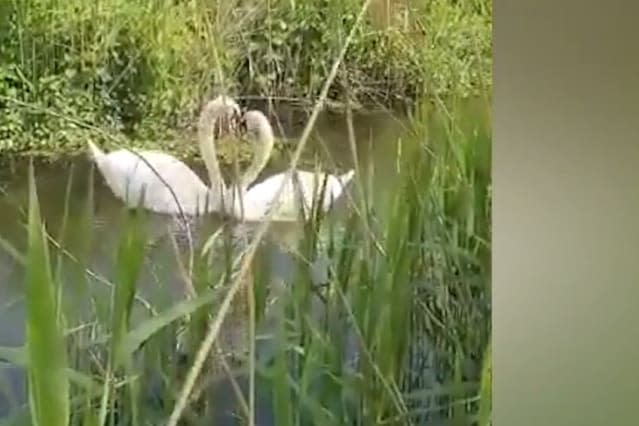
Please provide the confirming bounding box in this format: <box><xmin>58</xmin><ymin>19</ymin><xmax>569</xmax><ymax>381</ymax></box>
<box><xmin>24</xmin><ymin>162</ymin><xmax>70</xmax><ymax>426</ymax></box>
<box><xmin>478</xmin><ymin>340</ymin><xmax>492</xmax><ymax>426</ymax></box>
<box><xmin>101</xmin><ymin>204</ymin><xmax>149</xmax><ymax>426</ymax></box>
<box><xmin>0</xmin><ymin>345</ymin><xmax>98</xmax><ymax>394</ymax></box>
<box><xmin>121</xmin><ymin>287</ymin><xmax>218</xmax><ymax>358</ymax></box>
<box><xmin>269</xmin><ymin>286</ymin><xmax>293</xmax><ymax>426</ymax></box>
<box><xmin>110</xmin><ymin>207</ymin><xmax>148</xmax><ymax>368</ymax></box>
<box><xmin>0</xmin><ymin>236</ymin><xmax>25</xmax><ymax>266</ymax></box>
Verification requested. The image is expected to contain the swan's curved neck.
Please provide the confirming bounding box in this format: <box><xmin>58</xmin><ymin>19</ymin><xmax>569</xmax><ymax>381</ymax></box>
<box><xmin>238</xmin><ymin>116</ymin><xmax>275</xmax><ymax>190</ymax></box>
<box><xmin>197</xmin><ymin>101</ymin><xmax>226</xmax><ymax>191</ymax></box>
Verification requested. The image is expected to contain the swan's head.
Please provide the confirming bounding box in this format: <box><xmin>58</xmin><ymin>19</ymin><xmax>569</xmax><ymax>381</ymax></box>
<box><xmin>239</xmin><ymin>110</ymin><xmax>274</xmax><ymax>143</ymax></box>
<box><xmin>235</xmin><ymin>106</ymin><xmax>249</xmax><ymax>135</ymax></box>
<box><xmin>227</xmin><ymin>103</ymin><xmax>248</xmax><ymax>136</ymax></box>
<box><xmin>200</xmin><ymin>95</ymin><xmax>243</xmax><ymax>138</ymax></box>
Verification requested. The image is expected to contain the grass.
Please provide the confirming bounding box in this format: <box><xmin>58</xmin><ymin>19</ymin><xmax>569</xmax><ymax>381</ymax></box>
<box><xmin>0</xmin><ymin>92</ymin><xmax>491</xmax><ymax>425</ymax></box>
<box><xmin>24</xmin><ymin>163</ymin><xmax>69</xmax><ymax>426</ymax></box>
<box><xmin>0</xmin><ymin>0</ymin><xmax>491</xmax><ymax>156</ymax></box>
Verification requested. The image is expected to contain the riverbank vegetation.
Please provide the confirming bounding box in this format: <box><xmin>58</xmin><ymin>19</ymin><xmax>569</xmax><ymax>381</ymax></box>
<box><xmin>0</xmin><ymin>0</ymin><xmax>491</xmax><ymax>157</ymax></box>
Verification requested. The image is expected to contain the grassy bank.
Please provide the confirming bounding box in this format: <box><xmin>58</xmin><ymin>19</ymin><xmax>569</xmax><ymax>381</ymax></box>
<box><xmin>0</xmin><ymin>96</ymin><xmax>491</xmax><ymax>424</ymax></box>
<box><xmin>0</xmin><ymin>0</ymin><xmax>491</xmax><ymax>156</ymax></box>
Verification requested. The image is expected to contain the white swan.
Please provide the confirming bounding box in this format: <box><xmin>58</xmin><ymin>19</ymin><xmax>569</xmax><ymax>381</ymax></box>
<box><xmin>87</xmin><ymin>96</ymin><xmax>268</xmax><ymax>217</ymax></box>
<box><xmin>221</xmin><ymin>110</ymin><xmax>355</xmax><ymax>222</ymax></box>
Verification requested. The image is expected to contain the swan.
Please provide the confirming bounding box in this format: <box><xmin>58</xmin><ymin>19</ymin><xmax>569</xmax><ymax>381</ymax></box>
<box><xmin>220</xmin><ymin>110</ymin><xmax>356</xmax><ymax>222</ymax></box>
<box><xmin>87</xmin><ymin>96</ymin><xmax>268</xmax><ymax>217</ymax></box>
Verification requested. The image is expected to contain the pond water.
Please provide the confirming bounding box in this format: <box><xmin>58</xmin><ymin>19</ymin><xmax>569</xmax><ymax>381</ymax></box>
<box><xmin>0</xmin><ymin>106</ymin><xmax>413</xmax><ymax>422</ymax></box>
<box><xmin>0</xmin><ymin>100</ymin><xmax>490</xmax><ymax>424</ymax></box>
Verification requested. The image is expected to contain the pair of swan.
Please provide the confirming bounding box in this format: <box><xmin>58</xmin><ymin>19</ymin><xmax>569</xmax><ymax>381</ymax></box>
<box><xmin>88</xmin><ymin>95</ymin><xmax>355</xmax><ymax>222</ymax></box>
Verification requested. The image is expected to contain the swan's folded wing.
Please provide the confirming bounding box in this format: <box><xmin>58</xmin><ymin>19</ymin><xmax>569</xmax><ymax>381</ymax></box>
<box><xmin>97</xmin><ymin>150</ymin><xmax>211</xmax><ymax>215</ymax></box>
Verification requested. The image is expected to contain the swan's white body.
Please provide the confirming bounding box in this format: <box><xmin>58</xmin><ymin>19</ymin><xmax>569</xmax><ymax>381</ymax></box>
<box><xmin>227</xmin><ymin>169</ymin><xmax>355</xmax><ymax>222</ymax></box>
<box><xmin>222</xmin><ymin>110</ymin><xmax>356</xmax><ymax>222</ymax></box>
<box><xmin>87</xmin><ymin>96</ymin><xmax>258</xmax><ymax>216</ymax></box>
<box><xmin>87</xmin><ymin>144</ymin><xmax>216</xmax><ymax>215</ymax></box>
<box><xmin>89</xmin><ymin>99</ymin><xmax>355</xmax><ymax>222</ymax></box>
